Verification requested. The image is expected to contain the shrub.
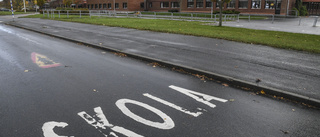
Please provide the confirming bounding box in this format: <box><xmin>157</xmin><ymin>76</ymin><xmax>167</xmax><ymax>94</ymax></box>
<box><xmin>299</xmin><ymin>6</ymin><xmax>308</xmax><ymax>16</ymax></box>
<box><xmin>221</xmin><ymin>10</ymin><xmax>240</xmax><ymax>14</ymax></box>
<box><xmin>168</xmin><ymin>9</ymin><xmax>179</xmax><ymax>12</ymax></box>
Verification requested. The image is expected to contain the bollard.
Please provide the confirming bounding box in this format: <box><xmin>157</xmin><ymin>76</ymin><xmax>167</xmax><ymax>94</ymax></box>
<box><xmin>272</xmin><ymin>15</ymin><xmax>274</xmax><ymax>24</ymax></box>
<box><xmin>89</xmin><ymin>10</ymin><xmax>91</xmax><ymax>18</ymax></box>
<box><xmin>248</xmin><ymin>15</ymin><xmax>250</xmax><ymax>22</ymax></box>
<box><xmin>127</xmin><ymin>12</ymin><xmax>128</xmax><ymax>17</ymax></box>
<box><xmin>67</xmin><ymin>10</ymin><xmax>69</xmax><ymax>18</ymax></box>
<box><xmin>171</xmin><ymin>12</ymin><xmax>173</xmax><ymax>20</ymax></box>
<box><xmin>313</xmin><ymin>16</ymin><xmax>318</xmax><ymax>27</ymax></box>
<box><xmin>191</xmin><ymin>13</ymin><xmax>193</xmax><ymax>20</ymax></box>
<box><xmin>154</xmin><ymin>12</ymin><xmax>156</xmax><ymax>18</ymax></box>
<box><xmin>237</xmin><ymin>14</ymin><xmax>239</xmax><ymax>23</ymax></box>
<box><xmin>214</xmin><ymin>14</ymin><xmax>216</xmax><ymax>22</ymax></box>
<box><xmin>47</xmin><ymin>10</ymin><xmax>49</xmax><ymax>18</ymax></box>
<box><xmin>43</xmin><ymin>10</ymin><xmax>45</xmax><ymax>17</ymax></box>
<box><xmin>298</xmin><ymin>17</ymin><xmax>301</xmax><ymax>26</ymax></box>
<box><xmin>224</xmin><ymin>14</ymin><xmax>226</xmax><ymax>23</ymax></box>
<box><xmin>58</xmin><ymin>10</ymin><xmax>60</xmax><ymax>18</ymax></box>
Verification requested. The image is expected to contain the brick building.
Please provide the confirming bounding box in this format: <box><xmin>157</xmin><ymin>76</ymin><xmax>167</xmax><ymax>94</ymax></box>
<box><xmin>85</xmin><ymin>0</ymin><xmax>296</xmax><ymax>15</ymax></box>
<box><xmin>50</xmin><ymin>0</ymin><xmax>319</xmax><ymax>15</ymax></box>
<box><xmin>303</xmin><ymin>0</ymin><xmax>320</xmax><ymax>15</ymax></box>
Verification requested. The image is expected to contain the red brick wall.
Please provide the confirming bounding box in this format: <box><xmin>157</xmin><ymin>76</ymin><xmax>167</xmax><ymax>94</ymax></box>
<box><xmin>86</xmin><ymin>0</ymin><xmax>295</xmax><ymax>14</ymax></box>
<box><xmin>86</xmin><ymin>0</ymin><xmax>144</xmax><ymax>11</ymax></box>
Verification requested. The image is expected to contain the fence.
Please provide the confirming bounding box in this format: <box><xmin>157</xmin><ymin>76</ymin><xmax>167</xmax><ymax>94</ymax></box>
<box><xmin>43</xmin><ymin>10</ymin><xmax>239</xmax><ymax>22</ymax></box>
<box><xmin>42</xmin><ymin>10</ymin><xmax>318</xmax><ymax>26</ymax></box>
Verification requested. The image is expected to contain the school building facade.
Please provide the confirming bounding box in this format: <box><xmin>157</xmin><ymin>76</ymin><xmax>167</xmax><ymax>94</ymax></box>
<box><xmin>51</xmin><ymin>0</ymin><xmax>320</xmax><ymax>15</ymax></box>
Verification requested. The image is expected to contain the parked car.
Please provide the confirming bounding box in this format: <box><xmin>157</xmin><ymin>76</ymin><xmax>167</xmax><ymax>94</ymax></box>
<box><xmin>0</xmin><ymin>8</ymin><xmax>10</xmax><ymax>11</ymax></box>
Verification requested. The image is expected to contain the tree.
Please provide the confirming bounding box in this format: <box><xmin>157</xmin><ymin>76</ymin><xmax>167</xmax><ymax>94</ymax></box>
<box><xmin>63</xmin><ymin>0</ymin><xmax>72</xmax><ymax>7</ymax></box>
<box><xmin>211</xmin><ymin>0</ymin><xmax>231</xmax><ymax>26</ymax></box>
<box><xmin>36</xmin><ymin>0</ymin><xmax>45</xmax><ymax>9</ymax></box>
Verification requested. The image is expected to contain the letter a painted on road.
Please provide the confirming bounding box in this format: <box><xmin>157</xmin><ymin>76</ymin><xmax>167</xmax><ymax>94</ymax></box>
<box><xmin>31</xmin><ymin>52</ymin><xmax>61</xmax><ymax>68</ymax></box>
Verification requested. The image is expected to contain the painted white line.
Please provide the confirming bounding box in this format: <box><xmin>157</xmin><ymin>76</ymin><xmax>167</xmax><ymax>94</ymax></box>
<box><xmin>42</xmin><ymin>121</ymin><xmax>74</xmax><ymax>137</ymax></box>
<box><xmin>78</xmin><ymin>107</ymin><xmax>143</xmax><ymax>137</ymax></box>
<box><xmin>116</xmin><ymin>99</ymin><xmax>175</xmax><ymax>130</ymax></box>
<box><xmin>169</xmin><ymin>85</ymin><xmax>228</xmax><ymax>109</ymax></box>
<box><xmin>143</xmin><ymin>93</ymin><xmax>203</xmax><ymax>117</ymax></box>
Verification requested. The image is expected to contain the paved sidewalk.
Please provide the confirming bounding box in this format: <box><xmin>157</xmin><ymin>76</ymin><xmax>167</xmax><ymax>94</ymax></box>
<box><xmin>223</xmin><ymin>17</ymin><xmax>320</xmax><ymax>35</ymax></box>
<box><xmin>7</xmin><ymin>18</ymin><xmax>320</xmax><ymax>107</ymax></box>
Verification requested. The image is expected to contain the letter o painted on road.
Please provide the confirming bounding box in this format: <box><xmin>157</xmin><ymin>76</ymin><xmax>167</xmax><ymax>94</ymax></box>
<box><xmin>116</xmin><ymin>99</ymin><xmax>175</xmax><ymax>130</ymax></box>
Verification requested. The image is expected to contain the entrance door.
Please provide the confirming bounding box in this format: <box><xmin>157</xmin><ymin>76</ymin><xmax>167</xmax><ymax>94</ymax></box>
<box><xmin>275</xmin><ymin>0</ymin><xmax>281</xmax><ymax>14</ymax></box>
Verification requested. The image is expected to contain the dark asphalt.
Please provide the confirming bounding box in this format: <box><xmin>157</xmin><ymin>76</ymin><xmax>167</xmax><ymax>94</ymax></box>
<box><xmin>1</xmin><ymin>22</ymin><xmax>320</xmax><ymax>137</ymax></box>
<box><xmin>6</xmin><ymin>18</ymin><xmax>320</xmax><ymax>106</ymax></box>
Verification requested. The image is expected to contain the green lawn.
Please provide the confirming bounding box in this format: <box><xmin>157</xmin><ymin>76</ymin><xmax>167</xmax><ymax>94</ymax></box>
<box><xmin>22</xmin><ymin>14</ymin><xmax>320</xmax><ymax>54</ymax></box>
<box><xmin>0</xmin><ymin>11</ymin><xmax>33</xmax><ymax>16</ymax></box>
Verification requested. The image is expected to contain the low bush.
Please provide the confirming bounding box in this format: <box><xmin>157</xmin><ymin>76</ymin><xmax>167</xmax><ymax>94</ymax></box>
<box><xmin>168</xmin><ymin>9</ymin><xmax>179</xmax><ymax>12</ymax></box>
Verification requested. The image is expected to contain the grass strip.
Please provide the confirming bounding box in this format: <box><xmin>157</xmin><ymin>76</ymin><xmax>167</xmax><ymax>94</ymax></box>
<box><xmin>22</xmin><ymin>14</ymin><xmax>320</xmax><ymax>54</ymax></box>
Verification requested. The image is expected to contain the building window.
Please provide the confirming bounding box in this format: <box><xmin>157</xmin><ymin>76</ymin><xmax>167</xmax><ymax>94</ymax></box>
<box><xmin>206</xmin><ymin>0</ymin><xmax>212</xmax><ymax>8</ymax></box>
<box><xmin>238</xmin><ymin>0</ymin><xmax>248</xmax><ymax>9</ymax></box>
<box><xmin>108</xmin><ymin>3</ymin><xmax>112</xmax><ymax>9</ymax></box>
<box><xmin>251</xmin><ymin>0</ymin><xmax>261</xmax><ymax>9</ymax></box>
<box><xmin>88</xmin><ymin>5</ymin><xmax>90</xmax><ymax>9</ymax></box>
<box><xmin>103</xmin><ymin>4</ymin><xmax>106</xmax><ymax>9</ymax></box>
<box><xmin>196</xmin><ymin>0</ymin><xmax>203</xmax><ymax>8</ymax></box>
<box><xmin>265</xmin><ymin>0</ymin><xmax>275</xmax><ymax>9</ymax></box>
<box><xmin>91</xmin><ymin>4</ymin><xmax>94</xmax><ymax>9</ymax></box>
<box><xmin>149</xmin><ymin>2</ymin><xmax>152</xmax><ymax>8</ymax></box>
<box><xmin>187</xmin><ymin>0</ymin><xmax>194</xmax><ymax>8</ymax></box>
<box><xmin>171</xmin><ymin>2</ymin><xmax>180</xmax><ymax>8</ymax></box>
<box><xmin>95</xmin><ymin>4</ymin><xmax>98</xmax><ymax>9</ymax></box>
<box><xmin>227</xmin><ymin>0</ymin><xmax>235</xmax><ymax>8</ymax></box>
<box><xmin>123</xmin><ymin>3</ymin><xmax>127</xmax><ymax>9</ymax></box>
<box><xmin>115</xmin><ymin>3</ymin><xmax>119</xmax><ymax>9</ymax></box>
<box><xmin>140</xmin><ymin>2</ymin><xmax>144</xmax><ymax>8</ymax></box>
<box><xmin>216</xmin><ymin>2</ymin><xmax>220</xmax><ymax>8</ymax></box>
<box><xmin>160</xmin><ymin>2</ymin><xmax>169</xmax><ymax>8</ymax></box>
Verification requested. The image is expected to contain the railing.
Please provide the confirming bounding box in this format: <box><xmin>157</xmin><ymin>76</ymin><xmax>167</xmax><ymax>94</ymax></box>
<box><xmin>312</xmin><ymin>16</ymin><xmax>319</xmax><ymax>27</ymax></box>
<box><xmin>43</xmin><ymin>10</ymin><xmax>313</xmax><ymax>26</ymax></box>
<box><xmin>43</xmin><ymin>10</ymin><xmax>239</xmax><ymax>22</ymax></box>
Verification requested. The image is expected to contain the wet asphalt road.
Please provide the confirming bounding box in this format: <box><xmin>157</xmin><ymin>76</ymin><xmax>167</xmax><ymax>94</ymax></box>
<box><xmin>10</xmin><ymin>18</ymin><xmax>320</xmax><ymax>101</ymax></box>
<box><xmin>0</xmin><ymin>22</ymin><xmax>320</xmax><ymax>136</ymax></box>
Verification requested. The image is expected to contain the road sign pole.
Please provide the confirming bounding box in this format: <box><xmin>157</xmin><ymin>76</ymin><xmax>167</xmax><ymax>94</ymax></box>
<box><xmin>10</xmin><ymin>0</ymin><xmax>14</xmax><ymax>21</ymax></box>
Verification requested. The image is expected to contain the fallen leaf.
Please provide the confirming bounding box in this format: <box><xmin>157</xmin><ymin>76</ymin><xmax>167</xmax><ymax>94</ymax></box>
<box><xmin>229</xmin><ymin>99</ymin><xmax>235</xmax><ymax>102</ymax></box>
<box><xmin>222</xmin><ymin>83</ymin><xmax>229</xmax><ymax>87</ymax></box>
<box><xmin>260</xmin><ymin>90</ymin><xmax>266</xmax><ymax>94</ymax></box>
<box><xmin>24</xmin><ymin>70</ymin><xmax>29</xmax><ymax>72</ymax></box>
<box><xmin>292</xmin><ymin>109</ymin><xmax>295</xmax><ymax>112</ymax></box>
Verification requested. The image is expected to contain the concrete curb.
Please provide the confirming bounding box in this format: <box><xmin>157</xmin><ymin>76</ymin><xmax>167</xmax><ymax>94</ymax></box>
<box><xmin>7</xmin><ymin>22</ymin><xmax>320</xmax><ymax>108</ymax></box>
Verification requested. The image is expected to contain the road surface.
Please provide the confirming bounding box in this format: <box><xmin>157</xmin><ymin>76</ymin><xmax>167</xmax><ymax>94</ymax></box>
<box><xmin>0</xmin><ymin>19</ymin><xmax>319</xmax><ymax>137</ymax></box>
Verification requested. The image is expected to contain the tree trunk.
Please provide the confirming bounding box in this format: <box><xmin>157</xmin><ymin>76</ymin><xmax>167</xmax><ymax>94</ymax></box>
<box><xmin>219</xmin><ymin>1</ymin><xmax>223</xmax><ymax>26</ymax></box>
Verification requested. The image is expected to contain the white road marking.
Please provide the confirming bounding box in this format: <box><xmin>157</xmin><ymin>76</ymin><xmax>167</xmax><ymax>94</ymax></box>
<box><xmin>169</xmin><ymin>85</ymin><xmax>228</xmax><ymax>108</ymax></box>
<box><xmin>116</xmin><ymin>99</ymin><xmax>175</xmax><ymax>130</ymax></box>
<box><xmin>42</xmin><ymin>121</ymin><xmax>74</xmax><ymax>137</ymax></box>
<box><xmin>143</xmin><ymin>93</ymin><xmax>203</xmax><ymax>117</ymax></box>
<box><xmin>78</xmin><ymin>107</ymin><xmax>143</xmax><ymax>137</ymax></box>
